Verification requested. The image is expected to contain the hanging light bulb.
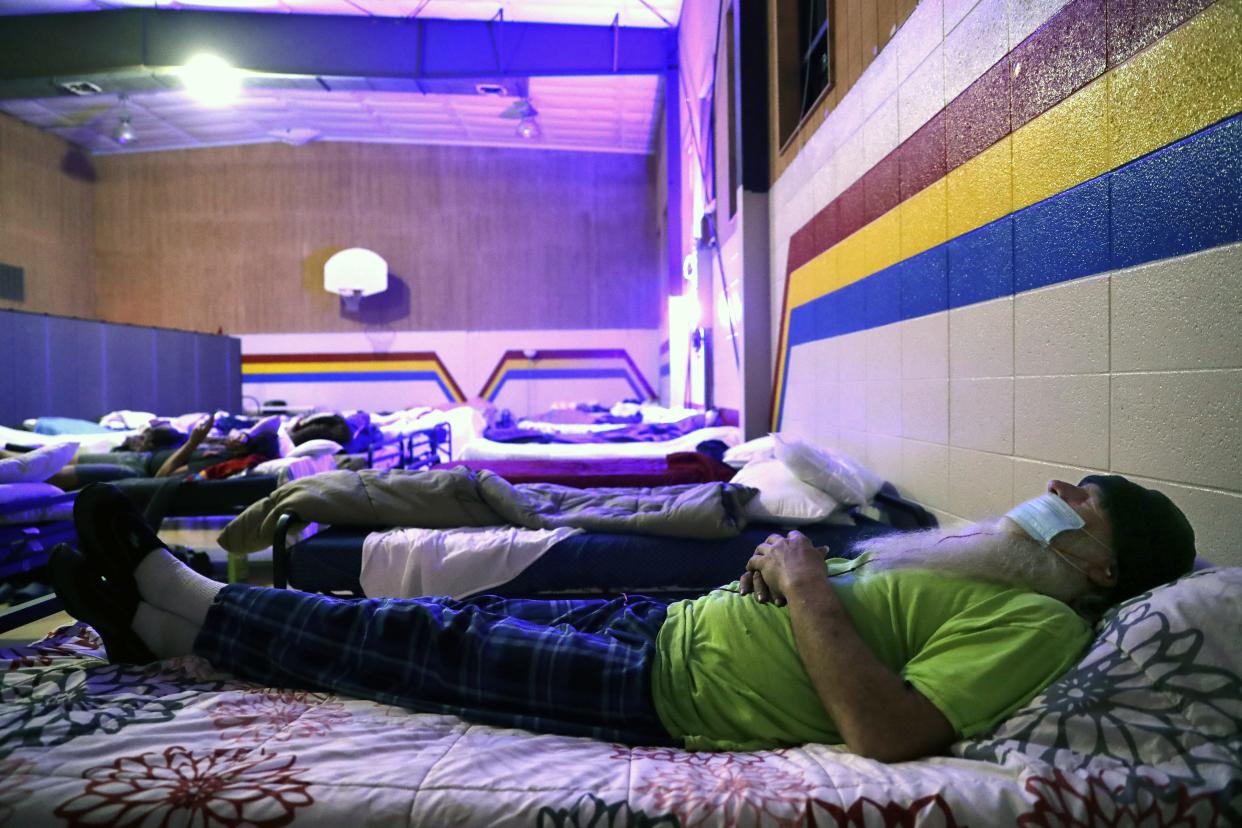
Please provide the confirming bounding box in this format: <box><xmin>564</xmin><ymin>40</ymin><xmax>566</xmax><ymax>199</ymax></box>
<box><xmin>516</xmin><ymin>116</ymin><xmax>541</xmax><ymax>139</ymax></box>
<box><xmin>112</xmin><ymin>95</ymin><xmax>137</xmax><ymax>145</ymax></box>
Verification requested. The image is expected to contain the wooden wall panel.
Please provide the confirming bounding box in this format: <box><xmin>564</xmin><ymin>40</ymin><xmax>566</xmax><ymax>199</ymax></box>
<box><xmin>0</xmin><ymin>114</ymin><xmax>97</xmax><ymax>318</ymax></box>
<box><xmin>769</xmin><ymin>0</ymin><xmax>919</xmax><ymax>181</ymax></box>
<box><xmin>93</xmin><ymin>142</ymin><xmax>660</xmax><ymax>334</ymax></box>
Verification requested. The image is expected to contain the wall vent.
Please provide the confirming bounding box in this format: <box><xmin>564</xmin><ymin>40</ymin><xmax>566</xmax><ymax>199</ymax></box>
<box><xmin>0</xmin><ymin>263</ymin><xmax>25</xmax><ymax>301</ymax></box>
<box><xmin>59</xmin><ymin>80</ymin><xmax>104</xmax><ymax>96</ymax></box>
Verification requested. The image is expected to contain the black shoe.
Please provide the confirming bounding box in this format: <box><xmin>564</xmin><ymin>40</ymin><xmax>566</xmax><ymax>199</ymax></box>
<box><xmin>73</xmin><ymin>483</ymin><xmax>168</xmax><ymax>609</ymax></box>
<box><xmin>48</xmin><ymin>544</ymin><xmax>155</xmax><ymax>664</ymax></box>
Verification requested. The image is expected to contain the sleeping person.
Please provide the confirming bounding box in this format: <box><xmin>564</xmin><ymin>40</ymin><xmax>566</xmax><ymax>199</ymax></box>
<box><xmin>37</xmin><ymin>416</ymin><xmax>283</xmax><ymax>489</ymax></box>
<box><xmin>49</xmin><ymin>475</ymin><xmax>1195</xmax><ymax>761</ymax></box>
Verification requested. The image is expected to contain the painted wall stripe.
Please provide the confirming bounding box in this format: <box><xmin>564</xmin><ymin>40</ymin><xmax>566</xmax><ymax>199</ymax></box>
<box><xmin>242</xmin><ymin>352</ymin><xmax>445</xmax><ymax>364</ymax></box>
<box><xmin>241</xmin><ymin>350</ymin><xmax>465</xmax><ymax>401</ymax></box>
<box><xmin>489</xmin><ymin>368</ymin><xmax>648</xmax><ymax>402</ymax></box>
<box><xmin>782</xmin><ymin>110</ymin><xmax>1242</xmax><ymax>351</ymax></box>
<box><xmin>479</xmin><ymin>348</ymin><xmax>657</xmax><ymax>401</ymax></box>
<box><xmin>773</xmin><ymin>0</ymin><xmax>1238</xmax><ymax>427</ymax></box>
<box><xmin>248</xmin><ymin>371</ymin><xmax>459</xmax><ymax>402</ymax></box>
<box><xmin>777</xmin><ymin>0</ymin><xmax>1242</xmax><ymax>336</ymax></box>
<box><xmin>245</xmin><ymin>361</ymin><xmax>443</xmax><ymax>374</ymax></box>
<box><xmin>784</xmin><ymin>0</ymin><xmax>1233</xmax><ymax>279</ymax></box>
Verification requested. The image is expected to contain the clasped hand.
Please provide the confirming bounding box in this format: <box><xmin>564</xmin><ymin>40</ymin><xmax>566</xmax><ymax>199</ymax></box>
<box><xmin>739</xmin><ymin>530</ymin><xmax>829</xmax><ymax>606</ymax></box>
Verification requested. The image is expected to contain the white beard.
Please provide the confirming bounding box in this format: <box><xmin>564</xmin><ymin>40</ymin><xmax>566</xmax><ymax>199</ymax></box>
<box><xmin>854</xmin><ymin>518</ymin><xmax>1092</xmax><ymax>603</ymax></box>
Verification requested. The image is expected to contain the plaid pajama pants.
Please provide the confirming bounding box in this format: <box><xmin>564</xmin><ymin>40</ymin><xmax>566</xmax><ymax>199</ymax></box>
<box><xmin>195</xmin><ymin>584</ymin><xmax>675</xmax><ymax>745</ymax></box>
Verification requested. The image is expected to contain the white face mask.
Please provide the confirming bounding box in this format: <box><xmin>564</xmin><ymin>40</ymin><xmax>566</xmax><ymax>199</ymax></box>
<box><xmin>1005</xmin><ymin>493</ymin><xmax>1085</xmax><ymax>547</ymax></box>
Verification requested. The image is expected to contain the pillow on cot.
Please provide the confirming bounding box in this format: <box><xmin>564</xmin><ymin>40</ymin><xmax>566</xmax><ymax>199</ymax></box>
<box><xmin>731</xmin><ymin>458</ymin><xmax>843</xmax><ymax>525</ymax></box>
<box><xmin>0</xmin><ymin>481</ymin><xmax>73</xmax><ymax>525</ymax></box>
<box><xmin>0</xmin><ymin>442</ymin><xmax>79</xmax><ymax>484</ymax></box>
<box><xmin>771</xmin><ymin>433</ymin><xmax>883</xmax><ymax>506</ymax></box>
<box><xmin>286</xmin><ymin>439</ymin><xmax>344</xmax><ymax>459</ymax></box>
<box><xmin>722</xmin><ymin>435</ymin><xmax>776</xmax><ymax>469</ymax></box>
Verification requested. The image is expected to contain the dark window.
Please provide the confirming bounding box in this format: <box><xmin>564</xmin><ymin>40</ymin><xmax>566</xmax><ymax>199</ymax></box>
<box><xmin>775</xmin><ymin>0</ymin><xmax>833</xmax><ymax>147</ymax></box>
<box><xmin>725</xmin><ymin>5</ymin><xmax>738</xmax><ymax>217</ymax></box>
<box><xmin>798</xmin><ymin>0</ymin><xmax>831</xmax><ymax>119</ymax></box>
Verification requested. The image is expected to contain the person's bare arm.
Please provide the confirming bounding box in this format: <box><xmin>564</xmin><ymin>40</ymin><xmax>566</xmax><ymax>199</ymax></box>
<box><xmin>743</xmin><ymin>531</ymin><xmax>957</xmax><ymax>762</ymax></box>
<box><xmin>154</xmin><ymin>415</ymin><xmax>214</xmax><ymax>478</ymax></box>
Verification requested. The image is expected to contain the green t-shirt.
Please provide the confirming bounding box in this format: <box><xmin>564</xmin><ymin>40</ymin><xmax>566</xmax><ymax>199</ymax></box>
<box><xmin>651</xmin><ymin>558</ymin><xmax>1092</xmax><ymax>751</ymax></box>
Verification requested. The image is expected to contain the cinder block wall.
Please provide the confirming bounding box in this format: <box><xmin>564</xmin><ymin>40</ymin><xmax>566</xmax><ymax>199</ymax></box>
<box><xmin>768</xmin><ymin>0</ymin><xmax>1242</xmax><ymax>566</ymax></box>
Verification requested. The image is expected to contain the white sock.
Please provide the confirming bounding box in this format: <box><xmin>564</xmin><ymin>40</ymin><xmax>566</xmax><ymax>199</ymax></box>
<box><xmin>133</xmin><ymin>548</ymin><xmax>223</xmax><ymax>627</ymax></box>
<box><xmin>131</xmin><ymin>601</ymin><xmax>201</xmax><ymax>659</ymax></box>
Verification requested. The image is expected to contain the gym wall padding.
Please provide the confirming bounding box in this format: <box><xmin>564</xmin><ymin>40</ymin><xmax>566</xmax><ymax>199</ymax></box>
<box><xmin>0</xmin><ymin>309</ymin><xmax>240</xmax><ymax>426</ymax></box>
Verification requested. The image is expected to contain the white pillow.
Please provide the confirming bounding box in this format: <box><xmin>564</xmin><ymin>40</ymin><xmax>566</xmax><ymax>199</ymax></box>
<box><xmin>286</xmin><ymin>439</ymin><xmax>343</xmax><ymax>458</ymax></box>
<box><xmin>731</xmin><ymin>459</ymin><xmax>842</xmax><ymax>525</ymax></box>
<box><xmin>722</xmin><ymin>435</ymin><xmax>776</xmax><ymax>469</ymax></box>
<box><xmin>0</xmin><ymin>481</ymin><xmax>73</xmax><ymax>525</ymax></box>
<box><xmin>771</xmin><ymin>433</ymin><xmax>883</xmax><ymax>506</ymax></box>
<box><xmin>0</xmin><ymin>442</ymin><xmax>79</xmax><ymax>484</ymax></box>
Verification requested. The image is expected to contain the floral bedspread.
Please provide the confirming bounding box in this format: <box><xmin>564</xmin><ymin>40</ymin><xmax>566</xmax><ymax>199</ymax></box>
<box><xmin>2</xmin><ymin>569</ymin><xmax>1238</xmax><ymax>827</ymax></box>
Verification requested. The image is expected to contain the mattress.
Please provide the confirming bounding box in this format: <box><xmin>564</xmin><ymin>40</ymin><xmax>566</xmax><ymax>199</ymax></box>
<box><xmin>113</xmin><ymin>476</ymin><xmax>280</xmax><ymax>519</ymax></box>
<box><xmin>437</xmin><ymin>451</ymin><xmax>736</xmax><ymax>488</ymax></box>
<box><xmin>283</xmin><ymin>520</ymin><xmax>899</xmax><ymax>599</ymax></box>
<box><xmin>458</xmin><ymin>425</ymin><xmax>742</xmax><ymax>461</ymax></box>
<box><xmin>4</xmin><ymin>568</ymin><xmax>1238</xmax><ymax>826</ymax></box>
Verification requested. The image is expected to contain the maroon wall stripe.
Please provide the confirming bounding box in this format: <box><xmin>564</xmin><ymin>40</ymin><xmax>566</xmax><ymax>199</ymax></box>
<box><xmin>899</xmin><ymin>110</ymin><xmax>948</xmax><ymax>202</ymax></box>
<box><xmin>770</xmin><ymin>243</ymin><xmax>799</xmax><ymax>428</ymax></box>
<box><xmin>1013</xmin><ymin>0</ymin><xmax>1108</xmax><ymax>129</ymax></box>
<box><xmin>783</xmin><ymin>0</ymin><xmax>1208</xmax><ymax>277</ymax></box>
<box><xmin>946</xmin><ymin>54</ymin><xmax>1012</xmax><ymax>172</ymax></box>
<box><xmin>811</xmin><ymin>198</ymin><xmax>840</xmax><ymax>254</ymax></box>
<box><xmin>1106</xmin><ymin>0</ymin><xmax>1215</xmax><ymax>68</ymax></box>
<box><xmin>837</xmin><ymin>180</ymin><xmax>870</xmax><ymax>241</ymax></box>
<box><xmin>788</xmin><ymin>225</ymin><xmax>818</xmax><ymax>272</ymax></box>
<box><xmin>865</xmin><ymin>152</ymin><xmax>902</xmax><ymax>221</ymax></box>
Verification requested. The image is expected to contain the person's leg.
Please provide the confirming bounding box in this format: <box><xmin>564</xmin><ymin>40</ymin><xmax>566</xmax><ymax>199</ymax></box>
<box><xmin>131</xmin><ymin>602</ymin><xmax>200</xmax><ymax>659</ymax></box>
<box><xmin>47</xmin><ymin>545</ymin><xmax>155</xmax><ymax>663</ymax></box>
<box><xmin>48</xmin><ymin>464</ymin><xmax>142</xmax><ymax>490</ymax></box>
<box><xmin>133</xmin><ymin>548</ymin><xmax>222</xmax><ymax>626</ymax></box>
<box><xmin>69</xmin><ymin>483</ymin><xmax>673</xmax><ymax>743</ymax></box>
<box><xmin>194</xmin><ymin>586</ymin><xmax>673</xmax><ymax>744</ymax></box>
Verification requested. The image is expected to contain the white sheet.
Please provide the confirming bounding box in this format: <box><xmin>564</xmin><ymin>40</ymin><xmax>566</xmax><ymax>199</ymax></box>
<box><xmin>458</xmin><ymin>425</ymin><xmax>743</xmax><ymax>461</ymax></box>
<box><xmin>361</xmin><ymin>524</ymin><xmax>584</xmax><ymax>599</ymax></box>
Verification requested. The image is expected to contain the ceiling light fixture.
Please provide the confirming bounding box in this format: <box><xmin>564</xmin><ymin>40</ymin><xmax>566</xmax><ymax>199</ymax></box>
<box><xmin>182</xmin><ymin>53</ymin><xmax>243</xmax><ymax>106</ymax></box>
<box><xmin>112</xmin><ymin>94</ymin><xmax>137</xmax><ymax>146</ymax></box>
<box><xmin>500</xmin><ymin>98</ymin><xmax>541</xmax><ymax>140</ymax></box>
<box><xmin>516</xmin><ymin>116</ymin><xmax>541</xmax><ymax>140</ymax></box>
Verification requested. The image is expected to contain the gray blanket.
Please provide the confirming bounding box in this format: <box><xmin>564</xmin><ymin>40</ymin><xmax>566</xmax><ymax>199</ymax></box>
<box><xmin>217</xmin><ymin>466</ymin><xmax>757</xmax><ymax>554</ymax></box>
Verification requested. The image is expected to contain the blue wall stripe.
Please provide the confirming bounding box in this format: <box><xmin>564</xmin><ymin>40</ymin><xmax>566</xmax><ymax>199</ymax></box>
<box><xmin>948</xmin><ymin>217</ymin><xmax>1014</xmax><ymax>309</ymax></box>
<box><xmin>777</xmin><ymin>111</ymin><xmax>1242</xmax><ymax>427</ymax></box>
<box><xmin>492</xmin><ymin>367</ymin><xmax>645</xmax><ymax>400</ymax></box>
<box><xmin>898</xmin><ymin>247</ymin><xmax>949</xmax><ymax>320</ymax></box>
<box><xmin>1015</xmin><ymin>174</ymin><xmax>1111</xmax><ymax>293</ymax></box>
<box><xmin>865</xmin><ymin>266</ymin><xmax>903</xmax><ymax>329</ymax></box>
<box><xmin>1112</xmin><ymin>113</ymin><xmax>1242</xmax><ymax>269</ymax></box>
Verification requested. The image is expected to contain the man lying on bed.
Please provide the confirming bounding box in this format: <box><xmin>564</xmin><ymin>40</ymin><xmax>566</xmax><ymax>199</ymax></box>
<box><xmin>49</xmin><ymin>475</ymin><xmax>1195</xmax><ymax>762</ymax></box>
